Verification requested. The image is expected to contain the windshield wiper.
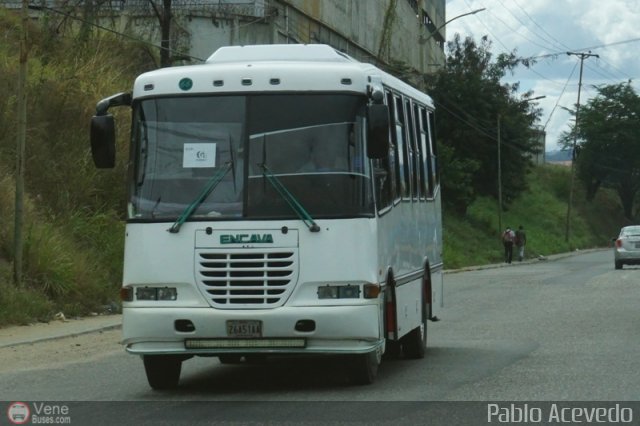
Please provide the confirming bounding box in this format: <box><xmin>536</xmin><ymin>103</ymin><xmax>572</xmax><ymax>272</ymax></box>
<box><xmin>261</xmin><ymin>164</ymin><xmax>320</xmax><ymax>232</ymax></box>
<box><xmin>168</xmin><ymin>162</ymin><xmax>232</xmax><ymax>233</ymax></box>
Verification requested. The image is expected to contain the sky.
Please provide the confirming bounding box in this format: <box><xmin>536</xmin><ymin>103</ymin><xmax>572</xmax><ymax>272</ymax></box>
<box><xmin>444</xmin><ymin>0</ymin><xmax>640</xmax><ymax>152</ymax></box>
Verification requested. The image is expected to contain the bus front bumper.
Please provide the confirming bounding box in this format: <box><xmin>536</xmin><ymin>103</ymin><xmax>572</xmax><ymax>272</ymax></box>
<box><xmin>122</xmin><ymin>304</ymin><xmax>382</xmax><ymax>356</ymax></box>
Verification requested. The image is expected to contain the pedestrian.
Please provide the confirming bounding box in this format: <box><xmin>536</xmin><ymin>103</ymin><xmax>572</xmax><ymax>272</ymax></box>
<box><xmin>515</xmin><ymin>225</ymin><xmax>527</xmax><ymax>261</ymax></box>
<box><xmin>502</xmin><ymin>226</ymin><xmax>515</xmax><ymax>264</ymax></box>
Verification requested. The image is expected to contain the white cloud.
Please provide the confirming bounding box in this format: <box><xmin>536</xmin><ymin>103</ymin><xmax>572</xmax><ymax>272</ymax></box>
<box><xmin>443</xmin><ymin>0</ymin><xmax>640</xmax><ymax>151</ymax></box>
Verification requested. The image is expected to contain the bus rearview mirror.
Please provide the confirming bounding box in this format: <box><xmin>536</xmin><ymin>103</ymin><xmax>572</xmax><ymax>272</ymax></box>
<box><xmin>367</xmin><ymin>104</ymin><xmax>390</xmax><ymax>159</ymax></box>
<box><xmin>90</xmin><ymin>114</ymin><xmax>116</xmax><ymax>168</ymax></box>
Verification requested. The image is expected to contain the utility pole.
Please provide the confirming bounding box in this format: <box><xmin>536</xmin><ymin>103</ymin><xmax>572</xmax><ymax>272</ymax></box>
<box><xmin>14</xmin><ymin>0</ymin><xmax>28</xmax><ymax>287</ymax></box>
<box><xmin>497</xmin><ymin>114</ymin><xmax>502</xmax><ymax>235</ymax></box>
<box><xmin>565</xmin><ymin>51</ymin><xmax>598</xmax><ymax>243</ymax></box>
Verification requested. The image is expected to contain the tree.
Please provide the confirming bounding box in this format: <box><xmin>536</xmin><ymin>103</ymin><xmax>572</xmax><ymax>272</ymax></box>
<box><xmin>437</xmin><ymin>142</ymin><xmax>480</xmax><ymax>214</ymax></box>
<box><xmin>149</xmin><ymin>0</ymin><xmax>173</xmax><ymax>67</ymax></box>
<box><xmin>427</xmin><ymin>35</ymin><xmax>541</xmax><ymax>214</ymax></box>
<box><xmin>564</xmin><ymin>83</ymin><xmax>640</xmax><ymax>220</ymax></box>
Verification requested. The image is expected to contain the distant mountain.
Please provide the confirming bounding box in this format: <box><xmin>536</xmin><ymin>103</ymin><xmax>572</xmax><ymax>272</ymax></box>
<box><xmin>545</xmin><ymin>149</ymin><xmax>572</xmax><ymax>162</ymax></box>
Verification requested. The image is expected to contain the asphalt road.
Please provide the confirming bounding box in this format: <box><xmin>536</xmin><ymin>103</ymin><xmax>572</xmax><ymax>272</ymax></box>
<box><xmin>1</xmin><ymin>249</ymin><xmax>638</xmax><ymax>424</ymax></box>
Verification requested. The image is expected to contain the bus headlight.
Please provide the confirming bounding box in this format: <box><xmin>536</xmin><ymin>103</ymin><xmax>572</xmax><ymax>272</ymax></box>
<box><xmin>317</xmin><ymin>284</ymin><xmax>360</xmax><ymax>299</ymax></box>
<box><xmin>134</xmin><ymin>286</ymin><xmax>178</xmax><ymax>301</ymax></box>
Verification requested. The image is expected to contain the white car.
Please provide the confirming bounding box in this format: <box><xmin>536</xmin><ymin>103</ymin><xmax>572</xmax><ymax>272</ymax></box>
<box><xmin>614</xmin><ymin>225</ymin><xmax>640</xmax><ymax>269</ymax></box>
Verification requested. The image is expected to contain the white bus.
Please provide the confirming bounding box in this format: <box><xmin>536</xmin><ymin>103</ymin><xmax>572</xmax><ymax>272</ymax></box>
<box><xmin>90</xmin><ymin>44</ymin><xmax>443</xmax><ymax>389</ymax></box>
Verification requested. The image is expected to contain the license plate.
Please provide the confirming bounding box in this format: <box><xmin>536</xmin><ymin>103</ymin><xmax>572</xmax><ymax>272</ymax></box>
<box><xmin>226</xmin><ymin>320</ymin><xmax>262</xmax><ymax>338</ymax></box>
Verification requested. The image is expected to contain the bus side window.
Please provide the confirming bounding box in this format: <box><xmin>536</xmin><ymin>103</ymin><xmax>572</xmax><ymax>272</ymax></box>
<box><xmin>371</xmin><ymin>92</ymin><xmax>393</xmax><ymax>211</ymax></box>
<box><xmin>386</xmin><ymin>91</ymin><xmax>401</xmax><ymax>202</ymax></box>
<box><xmin>417</xmin><ymin>105</ymin><xmax>430</xmax><ymax>199</ymax></box>
<box><xmin>425</xmin><ymin>109</ymin><xmax>438</xmax><ymax>190</ymax></box>
<box><xmin>394</xmin><ymin>95</ymin><xmax>409</xmax><ymax>199</ymax></box>
<box><xmin>406</xmin><ymin>99</ymin><xmax>420</xmax><ymax>201</ymax></box>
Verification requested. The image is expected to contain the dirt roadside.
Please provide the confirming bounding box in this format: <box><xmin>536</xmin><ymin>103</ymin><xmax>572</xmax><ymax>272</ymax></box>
<box><xmin>0</xmin><ymin>316</ymin><xmax>123</xmax><ymax>374</ymax></box>
<box><xmin>0</xmin><ymin>329</ymin><xmax>123</xmax><ymax>374</ymax></box>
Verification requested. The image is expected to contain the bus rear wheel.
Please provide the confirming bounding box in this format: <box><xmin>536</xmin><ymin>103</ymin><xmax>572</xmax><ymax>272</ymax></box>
<box><xmin>350</xmin><ymin>350</ymin><xmax>380</xmax><ymax>385</ymax></box>
<box><xmin>143</xmin><ymin>355</ymin><xmax>183</xmax><ymax>390</ymax></box>
<box><xmin>402</xmin><ymin>322</ymin><xmax>426</xmax><ymax>359</ymax></box>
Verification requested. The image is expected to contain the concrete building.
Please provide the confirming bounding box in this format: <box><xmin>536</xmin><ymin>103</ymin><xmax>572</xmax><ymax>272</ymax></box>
<box><xmin>127</xmin><ymin>0</ymin><xmax>446</xmax><ymax>83</ymax></box>
<box><xmin>3</xmin><ymin>0</ymin><xmax>446</xmax><ymax>88</ymax></box>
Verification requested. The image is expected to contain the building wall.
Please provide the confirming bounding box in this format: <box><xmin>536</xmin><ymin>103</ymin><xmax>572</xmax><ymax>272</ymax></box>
<box><xmin>183</xmin><ymin>0</ymin><xmax>446</xmax><ymax>86</ymax></box>
<box><xmin>174</xmin><ymin>0</ymin><xmax>447</xmax><ymax>76</ymax></box>
<box><xmin>2</xmin><ymin>0</ymin><xmax>446</xmax><ymax>86</ymax></box>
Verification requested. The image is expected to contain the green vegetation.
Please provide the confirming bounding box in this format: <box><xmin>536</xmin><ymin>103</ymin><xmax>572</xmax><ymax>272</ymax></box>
<box><xmin>443</xmin><ymin>164</ymin><xmax>625</xmax><ymax>269</ymax></box>
<box><xmin>428</xmin><ymin>35</ymin><xmax>542</xmax><ymax>216</ymax></box>
<box><xmin>0</xmin><ymin>10</ymin><xmax>628</xmax><ymax>326</ymax></box>
<box><xmin>0</xmin><ymin>9</ymin><xmax>153</xmax><ymax>325</ymax></box>
<box><xmin>562</xmin><ymin>83</ymin><xmax>640</xmax><ymax>220</ymax></box>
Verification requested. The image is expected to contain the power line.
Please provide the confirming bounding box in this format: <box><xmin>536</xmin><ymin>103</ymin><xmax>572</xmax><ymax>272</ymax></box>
<box><xmin>565</xmin><ymin>51</ymin><xmax>598</xmax><ymax>243</ymax></box>
<box><xmin>543</xmin><ymin>61</ymin><xmax>578</xmax><ymax>131</ymax></box>
<box><xmin>512</xmin><ymin>0</ymin><xmax>568</xmax><ymax>51</ymax></box>
<box><xmin>526</xmin><ymin>36</ymin><xmax>640</xmax><ymax>61</ymax></box>
<box><xmin>508</xmin><ymin>0</ymin><xmax>630</xmax><ymax>82</ymax></box>
<box><xmin>468</xmin><ymin>0</ymin><xmax>629</xmax><ymax>83</ymax></box>
<box><xmin>27</xmin><ymin>3</ymin><xmax>207</xmax><ymax>63</ymax></box>
<box><xmin>458</xmin><ymin>0</ymin><xmax>582</xmax><ymax>90</ymax></box>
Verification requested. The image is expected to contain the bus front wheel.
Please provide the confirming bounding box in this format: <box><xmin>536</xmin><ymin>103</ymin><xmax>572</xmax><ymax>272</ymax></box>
<box><xmin>143</xmin><ymin>355</ymin><xmax>182</xmax><ymax>390</ymax></box>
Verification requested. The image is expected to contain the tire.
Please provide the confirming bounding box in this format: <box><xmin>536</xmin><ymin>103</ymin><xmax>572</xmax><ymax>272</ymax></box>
<box><xmin>143</xmin><ymin>355</ymin><xmax>182</xmax><ymax>390</ymax></box>
<box><xmin>402</xmin><ymin>322</ymin><xmax>426</xmax><ymax>359</ymax></box>
<box><xmin>218</xmin><ymin>355</ymin><xmax>242</xmax><ymax>364</ymax></box>
<box><xmin>615</xmin><ymin>261</ymin><xmax>623</xmax><ymax>270</ymax></box>
<box><xmin>350</xmin><ymin>350</ymin><xmax>380</xmax><ymax>385</ymax></box>
<box><xmin>383</xmin><ymin>339</ymin><xmax>402</xmax><ymax>360</ymax></box>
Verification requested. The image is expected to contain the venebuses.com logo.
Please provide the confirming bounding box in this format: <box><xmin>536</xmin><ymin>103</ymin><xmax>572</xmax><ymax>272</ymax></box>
<box><xmin>7</xmin><ymin>402</ymin><xmax>30</xmax><ymax>424</ymax></box>
<box><xmin>6</xmin><ymin>401</ymin><xmax>71</xmax><ymax>424</ymax></box>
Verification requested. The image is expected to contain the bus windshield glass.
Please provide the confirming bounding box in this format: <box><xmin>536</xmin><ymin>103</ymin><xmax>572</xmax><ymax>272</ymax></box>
<box><xmin>129</xmin><ymin>94</ymin><xmax>374</xmax><ymax>221</ymax></box>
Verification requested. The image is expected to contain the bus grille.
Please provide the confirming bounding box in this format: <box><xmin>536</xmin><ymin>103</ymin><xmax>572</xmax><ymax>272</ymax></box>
<box><xmin>196</xmin><ymin>249</ymin><xmax>298</xmax><ymax>308</ymax></box>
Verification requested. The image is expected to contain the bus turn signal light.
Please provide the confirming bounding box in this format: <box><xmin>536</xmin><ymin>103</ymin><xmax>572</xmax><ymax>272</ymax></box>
<box><xmin>120</xmin><ymin>286</ymin><xmax>133</xmax><ymax>302</ymax></box>
<box><xmin>363</xmin><ymin>283</ymin><xmax>380</xmax><ymax>299</ymax></box>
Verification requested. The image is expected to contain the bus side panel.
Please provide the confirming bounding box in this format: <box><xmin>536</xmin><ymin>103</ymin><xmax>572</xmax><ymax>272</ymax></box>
<box><xmin>394</xmin><ymin>279</ymin><xmax>423</xmax><ymax>339</ymax></box>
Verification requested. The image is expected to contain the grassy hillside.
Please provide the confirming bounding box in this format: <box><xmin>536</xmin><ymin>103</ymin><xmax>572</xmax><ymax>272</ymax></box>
<box><xmin>0</xmin><ymin>10</ymin><xmax>152</xmax><ymax>325</ymax></box>
<box><xmin>0</xmin><ymin>10</ymin><xmax>630</xmax><ymax>326</ymax></box>
<box><xmin>443</xmin><ymin>164</ymin><xmax>626</xmax><ymax>269</ymax></box>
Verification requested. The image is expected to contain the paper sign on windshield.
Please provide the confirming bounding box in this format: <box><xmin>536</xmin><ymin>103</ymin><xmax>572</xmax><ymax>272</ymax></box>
<box><xmin>183</xmin><ymin>143</ymin><xmax>216</xmax><ymax>168</ymax></box>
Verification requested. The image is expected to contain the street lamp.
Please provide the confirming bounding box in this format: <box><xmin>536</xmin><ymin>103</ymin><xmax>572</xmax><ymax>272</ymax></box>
<box><xmin>497</xmin><ymin>95</ymin><xmax>546</xmax><ymax>235</ymax></box>
<box><xmin>420</xmin><ymin>8</ymin><xmax>486</xmax><ymax>45</ymax></box>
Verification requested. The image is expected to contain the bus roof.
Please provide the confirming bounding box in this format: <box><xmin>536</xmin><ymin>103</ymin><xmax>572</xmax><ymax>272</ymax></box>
<box><xmin>205</xmin><ymin>44</ymin><xmax>356</xmax><ymax>64</ymax></box>
<box><xmin>132</xmin><ymin>44</ymin><xmax>433</xmax><ymax>108</ymax></box>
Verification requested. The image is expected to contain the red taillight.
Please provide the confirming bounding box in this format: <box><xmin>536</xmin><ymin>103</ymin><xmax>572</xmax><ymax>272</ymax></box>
<box><xmin>616</xmin><ymin>239</ymin><xmax>623</xmax><ymax>248</ymax></box>
<box><xmin>386</xmin><ymin>299</ymin><xmax>396</xmax><ymax>333</ymax></box>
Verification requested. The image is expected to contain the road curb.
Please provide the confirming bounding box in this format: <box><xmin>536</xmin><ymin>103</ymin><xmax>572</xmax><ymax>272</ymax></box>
<box><xmin>443</xmin><ymin>247</ymin><xmax>608</xmax><ymax>274</ymax></box>
<box><xmin>0</xmin><ymin>317</ymin><xmax>122</xmax><ymax>349</ymax></box>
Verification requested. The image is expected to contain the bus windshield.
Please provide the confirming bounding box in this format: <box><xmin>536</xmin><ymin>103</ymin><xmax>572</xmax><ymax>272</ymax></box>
<box><xmin>129</xmin><ymin>94</ymin><xmax>374</xmax><ymax>222</ymax></box>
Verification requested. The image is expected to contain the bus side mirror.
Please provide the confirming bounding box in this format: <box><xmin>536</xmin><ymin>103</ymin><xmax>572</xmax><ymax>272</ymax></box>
<box><xmin>90</xmin><ymin>114</ymin><xmax>116</xmax><ymax>168</ymax></box>
<box><xmin>367</xmin><ymin>104</ymin><xmax>390</xmax><ymax>159</ymax></box>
